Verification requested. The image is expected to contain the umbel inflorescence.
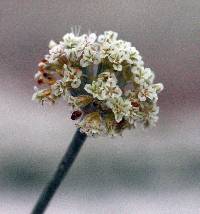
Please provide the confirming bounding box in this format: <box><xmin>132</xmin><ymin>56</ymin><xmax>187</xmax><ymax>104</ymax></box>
<box><xmin>32</xmin><ymin>30</ymin><xmax>163</xmax><ymax>136</ymax></box>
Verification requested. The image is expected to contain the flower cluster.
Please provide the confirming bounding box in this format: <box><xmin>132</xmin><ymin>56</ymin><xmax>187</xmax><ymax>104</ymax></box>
<box><xmin>32</xmin><ymin>30</ymin><xmax>163</xmax><ymax>136</ymax></box>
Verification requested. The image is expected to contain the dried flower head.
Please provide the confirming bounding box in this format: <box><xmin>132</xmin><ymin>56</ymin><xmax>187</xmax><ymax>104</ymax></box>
<box><xmin>32</xmin><ymin>30</ymin><xmax>164</xmax><ymax>136</ymax></box>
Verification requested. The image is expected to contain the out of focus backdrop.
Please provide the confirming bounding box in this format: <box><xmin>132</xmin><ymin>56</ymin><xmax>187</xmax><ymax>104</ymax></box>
<box><xmin>0</xmin><ymin>0</ymin><xmax>200</xmax><ymax>213</ymax></box>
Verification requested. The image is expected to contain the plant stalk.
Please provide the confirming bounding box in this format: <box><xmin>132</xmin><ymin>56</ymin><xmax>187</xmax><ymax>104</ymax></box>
<box><xmin>31</xmin><ymin>129</ymin><xmax>87</xmax><ymax>214</ymax></box>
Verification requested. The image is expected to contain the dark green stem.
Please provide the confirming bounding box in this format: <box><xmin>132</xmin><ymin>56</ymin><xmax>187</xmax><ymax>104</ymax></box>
<box><xmin>31</xmin><ymin>129</ymin><xmax>87</xmax><ymax>214</ymax></box>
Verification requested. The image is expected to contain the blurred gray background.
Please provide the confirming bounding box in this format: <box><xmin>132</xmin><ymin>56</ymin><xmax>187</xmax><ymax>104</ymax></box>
<box><xmin>0</xmin><ymin>0</ymin><xmax>200</xmax><ymax>213</ymax></box>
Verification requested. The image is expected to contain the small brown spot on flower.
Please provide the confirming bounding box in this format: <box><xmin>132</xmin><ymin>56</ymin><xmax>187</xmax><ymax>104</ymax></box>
<box><xmin>71</xmin><ymin>111</ymin><xmax>82</xmax><ymax>120</ymax></box>
<box><xmin>43</xmin><ymin>72</ymin><xmax>48</xmax><ymax>78</ymax></box>
<box><xmin>131</xmin><ymin>101</ymin><xmax>139</xmax><ymax>107</ymax></box>
<box><xmin>37</xmin><ymin>79</ymin><xmax>43</xmax><ymax>84</ymax></box>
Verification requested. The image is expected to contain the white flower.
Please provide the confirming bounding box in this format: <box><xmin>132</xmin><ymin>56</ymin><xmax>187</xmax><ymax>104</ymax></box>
<box><xmin>138</xmin><ymin>85</ymin><xmax>158</xmax><ymax>102</ymax></box>
<box><xmin>100</xmin><ymin>39</ymin><xmax>135</xmax><ymax>71</ymax></box>
<box><xmin>126</xmin><ymin>47</ymin><xmax>144</xmax><ymax>66</ymax></box>
<box><xmin>51</xmin><ymin>80</ymin><xmax>65</xmax><ymax>97</ymax></box>
<box><xmin>80</xmin><ymin>44</ymin><xmax>100</xmax><ymax>67</ymax></box>
<box><xmin>98</xmin><ymin>71</ymin><xmax>122</xmax><ymax>99</ymax></box>
<box><xmin>132</xmin><ymin>67</ymin><xmax>155</xmax><ymax>86</ymax></box>
<box><xmin>87</xmin><ymin>33</ymin><xmax>97</xmax><ymax>43</ymax></box>
<box><xmin>98</xmin><ymin>31</ymin><xmax>118</xmax><ymax>43</ymax></box>
<box><xmin>62</xmin><ymin>33</ymin><xmax>84</xmax><ymax>49</ymax></box>
<box><xmin>85</xmin><ymin>72</ymin><xmax>121</xmax><ymax>100</ymax></box>
<box><xmin>48</xmin><ymin>40</ymin><xmax>57</xmax><ymax>49</ymax></box>
<box><xmin>99</xmin><ymin>42</ymin><xmax>112</xmax><ymax>59</ymax></box>
<box><xmin>103</xmin><ymin>81</ymin><xmax>122</xmax><ymax>98</ymax></box>
<box><xmin>84</xmin><ymin>81</ymin><xmax>105</xmax><ymax>100</ymax></box>
<box><xmin>113</xmin><ymin>63</ymin><xmax>123</xmax><ymax>71</ymax></box>
<box><xmin>61</xmin><ymin>33</ymin><xmax>87</xmax><ymax>61</ymax></box>
<box><xmin>125</xmin><ymin>91</ymin><xmax>142</xmax><ymax>124</ymax></box>
<box><xmin>32</xmin><ymin>88</ymin><xmax>52</xmax><ymax>103</ymax></box>
<box><xmin>63</xmin><ymin>43</ymin><xmax>84</xmax><ymax>62</ymax></box>
<box><xmin>106</xmin><ymin>97</ymin><xmax>132</xmax><ymax>122</ymax></box>
<box><xmin>63</xmin><ymin>65</ymin><xmax>82</xmax><ymax>88</ymax></box>
<box><xmin>108</xmin><ymin>49</ymin><xmax>124</xmax><ymax>71</ymax></box>
<box><xmin>45</xmin><ymin>44</ymin><xmax>65</xmax><ymax>64</ymax></box>
<box><xmin>152</xmin><ymin>83</ymin><xmax>164</xmax><ymax>93</ymax></box>
<box><xmin>104</xmin><ymin>31</ymin><xmax>118</xmax><ymax>41</ymax></box>
<box><xmin>33</xmin><ymin>30</ymin><xmax>164</xmax><ymax>136</ymax></box>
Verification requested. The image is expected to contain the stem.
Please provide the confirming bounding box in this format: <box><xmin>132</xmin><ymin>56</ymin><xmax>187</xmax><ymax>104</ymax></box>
<box><xmin>96</xmin><ymin>63</ymin><xmax>103</xmax><ymax>76</ymax></box>
<box><xmin>31</xmin><ymin>129</ymin><xmax>87</xmax><ymax>214</ymax></box>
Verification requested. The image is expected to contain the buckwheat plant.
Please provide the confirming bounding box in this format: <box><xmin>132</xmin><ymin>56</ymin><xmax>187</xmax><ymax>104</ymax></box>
<box><xmin>32</xmin><ymin>29</ymin><xmax>163</xmax><ymax>214</ymax></box>
<box><xmin>33</xmin><ymin>30</ymin><xmax>163</xmax><ymax>136</ymax></box>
